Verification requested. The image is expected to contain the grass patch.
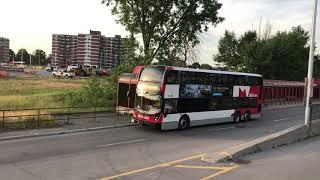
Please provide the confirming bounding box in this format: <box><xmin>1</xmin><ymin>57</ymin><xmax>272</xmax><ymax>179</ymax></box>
<box><xmin>3</xmin><ymin>120</ymin><xmax>57</xmax><ymax>129</ymax></box>
<box><xmin>0</xmin><ymin>109</ymin><xmax>57</xmax><ymax>129</ymax></box>
<box><xmin>0</xmin><ymin>78</ymin><xmax>85</xmax><ymax>110</ymax></box>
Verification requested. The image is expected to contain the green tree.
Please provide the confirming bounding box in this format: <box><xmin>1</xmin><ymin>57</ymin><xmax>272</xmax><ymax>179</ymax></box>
<box><xmin>190</xmin><ymin>62</ymin><xmax>201</xmax><ymax>69</ymax></box>
<box><xmin>44</xmin><ymin>54</ymin><xmax>52</xmax><ymax>66</ymax></box>
<box><xmin>214</xmin><ymin>31</ymin><xmax>241</xmax><ymax>71</ymax></box>
<box><xmin>179</xmin><ymin>37</ymin><xmax>199</xmax><ymax>65</ymax></box>
<box><xmin>200</xmin><ymin>63</ymin><xmax>212</xmax><ymax>70</ymax></box>
<box><xmin>156</xmin><ymin>44</ymin><xmax>182</xmax><ymax>66</ymax></box>
<box><xmin>16</xmin><ymin>49</ymin><xmax>30</xmax><ymax>64</ymax></box>
<box><xmin>9</xmin><ymin>49</ymin><xmax>15</xmax><ymax>61</ymax></box>
<box><xmin>102</xmin><ymin>0</ymin><xmax>224</xmax><ymax>64</ymax></box>
<box><xmin>122</xmin><ymin>33</ymin><xmax>140</xmax><ymax>62</ymax></box>
<box><xmin>214</xmin><ymin>26</ymin><xmax>311</xmax><ymax>81</ymax></box>
<box><xmin>264</xmin><ymin>26</ymin><xmax>309</xmax><ymax>80</ymax></box>
<box><xmin>32</xmin><ymin>49</ymin><xmax>47</xmax><ymax>65</ymax></box>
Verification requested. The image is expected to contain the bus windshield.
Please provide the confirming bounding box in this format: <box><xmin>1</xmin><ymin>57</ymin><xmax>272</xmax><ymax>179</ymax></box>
<box><xmin>139</xmin><ymin>66</ymin><xmax>165</xmax><ymax>82</ymax></box>
<box><xmin>135</xmin><ymin>67</ymin><xmax>165</xmax><ymax>115</ymax></box>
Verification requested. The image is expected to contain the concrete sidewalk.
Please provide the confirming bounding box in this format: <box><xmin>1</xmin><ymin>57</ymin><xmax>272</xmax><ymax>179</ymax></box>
<box><xmin>216</xmin><ymin>136</ymin><xmax>320</xmax><ymax>180</ymax></box>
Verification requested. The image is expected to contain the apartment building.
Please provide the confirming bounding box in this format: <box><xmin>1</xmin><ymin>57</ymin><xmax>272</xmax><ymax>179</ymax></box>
<box><xmin>77</xmin><ymin>30</ymin><xmax>101</xmax><ymax>68</ymax></box>
<box><xmin>51</xmin><ymin>30</ymin><xmax>126</xmax><ymax>69</ymax></box>
<box><xmin>0</xmin><ymin>37</ymin><xmax>10</xmax><ymax>63</ymax></box>
<box><xmin>51</xmin><ymin>34</ymin><xmax>77</xmax><ymax>67</ymax></box>
<box><xmin>100</xmin><ymin>35</ymin><xmax>126</xmax><ymax>70</ymax></box>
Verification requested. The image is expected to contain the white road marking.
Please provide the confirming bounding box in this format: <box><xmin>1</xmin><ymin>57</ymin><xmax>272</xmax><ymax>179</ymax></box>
<box><xmin>96</xmin><ymin>139</ymin><xmax>146</xmax><ymax>148</ymax></box>
<box><xmin>273</xmin><ymin>118</ymin><xmax>290</xmax><ymax>122</ymax></box>
<box><xmin>208</xmin><ymin>127</ymin><xmax>235</xmax><ymax>132</ymax></box>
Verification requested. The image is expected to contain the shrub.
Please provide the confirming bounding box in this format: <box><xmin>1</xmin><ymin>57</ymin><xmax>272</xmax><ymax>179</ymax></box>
<box><xmin>65</xmin><ymin>77</ymin><xmax>115</xmax><ymax>107</ymax></box>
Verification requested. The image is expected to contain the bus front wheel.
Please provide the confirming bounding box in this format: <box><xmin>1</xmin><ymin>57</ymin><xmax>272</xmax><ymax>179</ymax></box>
<box><xmin>178</xmin><ymin>115</ymin><xmax>190</xmax><ymax>130</ymax></box>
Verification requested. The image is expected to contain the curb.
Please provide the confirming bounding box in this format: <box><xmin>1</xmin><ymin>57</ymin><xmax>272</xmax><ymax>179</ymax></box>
<box><xmin>206</xmin><ymin>120</ymin><xmax>320</xmax><ymax>164</ymax></box>
<box><xmin>0</xmin><ymin>124</ymin><xmax>135</xmax><ymax>142</ymax></box>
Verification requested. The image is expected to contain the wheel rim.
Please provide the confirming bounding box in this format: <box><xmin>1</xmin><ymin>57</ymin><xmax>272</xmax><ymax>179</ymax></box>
<box><xmin>180</xmin><ymin>119</ymin><xmax>188</xmax><ymax>129</ymax></box>
<box><xmin>234</xmin><ymin>113</ymin><xmax>240</xmax><ymax>122</ymax></box>
<box><xmin>245</xmin><ymin>113</ymin><xmax>250</xmax><ymax>121</ymax></box>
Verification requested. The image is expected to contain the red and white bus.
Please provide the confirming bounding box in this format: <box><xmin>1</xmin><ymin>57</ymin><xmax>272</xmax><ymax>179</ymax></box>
<box><xmin>132</xmin><ymin>66</ymin><xmax>263</xmax><ymax>130</ymax></box>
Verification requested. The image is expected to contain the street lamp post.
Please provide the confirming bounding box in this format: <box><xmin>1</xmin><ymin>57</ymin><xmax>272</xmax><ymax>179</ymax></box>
<box><xmin>305</xmin><ymin>0</ymin><xmax>318</xmax><ymax>125</ymax></box>
<box><xmin>30</xmin><ymin>54</ymin><xmax>32</xmax><ymax>69</ymax></box>
<box><xmin>38</xmin><ymin>50</ymin><xmax>41</xmax><ymax>66</ymax></box>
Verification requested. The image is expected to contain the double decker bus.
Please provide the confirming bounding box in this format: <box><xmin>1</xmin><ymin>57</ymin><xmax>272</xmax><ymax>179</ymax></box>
<box><xmin>132</xmin><ymin>66</ymin><xmax>263</xmax><ymax>130</ymax></box>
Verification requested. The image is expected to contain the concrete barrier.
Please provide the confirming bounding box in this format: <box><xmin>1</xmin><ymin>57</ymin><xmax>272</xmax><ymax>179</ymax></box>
<box><xmin>214</xmin><ymin>120</ymin><xmax>320</xmax><ymax>163</ymax></box>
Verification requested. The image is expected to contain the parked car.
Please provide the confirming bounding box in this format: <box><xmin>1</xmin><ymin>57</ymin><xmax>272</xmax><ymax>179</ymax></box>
<box><xmin>96</xmin><ymin>69</ymin><xmax>109</xmax><ymax>76</ymax></box>
<box><xmin>52</xmin><ymin>70</ymin><xmax>75</xmax><ymax>78</ymax></box>
<box><xmin>67</xmin><ymin>64</ymin><xmax>79</xmax><ymax>72</ymax></box>
<box><xmin>46</xmin><ymin>66</ymin><xmax>58</xmax><ymax>72</ymax></box>
<box><xmin>72</xmin><ymin>68</ymin><xmax>89</xmax><ymax>77</ymax></box>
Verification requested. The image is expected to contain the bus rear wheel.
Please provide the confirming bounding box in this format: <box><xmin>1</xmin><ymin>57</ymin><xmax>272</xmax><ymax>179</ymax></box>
<box><xmin>178</xmin><ymin>116</ymin><xmax>190</xmax><ymax>130</ymax></box>
<box><xmin>244</xmin><ymin>111</ymin><xmax>251</xmax><ymax>121</ymax></box>
<box><xmin>233</xmin><ymin>112</ymin><xmax>241</xmax><ymax>123</ymax></box>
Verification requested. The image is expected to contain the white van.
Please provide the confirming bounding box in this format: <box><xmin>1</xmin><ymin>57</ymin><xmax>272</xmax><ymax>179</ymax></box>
<box><xmin>67</xmin><ymin>64</ymin><xmax>79</xmax><ymax>71</ymax></box>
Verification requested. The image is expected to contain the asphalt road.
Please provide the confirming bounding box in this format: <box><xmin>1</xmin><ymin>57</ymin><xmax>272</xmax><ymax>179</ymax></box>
<box><xmin>0</xmin><ymin>107</ymin><xmax>306</xmax><ymax>180</ymax></box>
<box><xmin>216</xmin><ymin>136</ymin><xmax>320</xmax><ymax>180</ymax></box>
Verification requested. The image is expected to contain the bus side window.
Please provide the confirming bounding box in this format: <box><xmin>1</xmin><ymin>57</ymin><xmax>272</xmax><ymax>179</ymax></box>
<box><xmin>180</xmin><ymin>71</ymin><xmax>189</xmax><ymax>84</ymax></box>
<box><xmin>234</xmin><ymin>75</ymin><xmax>246</xmax><ymax>86</ymax></box>
<box><xmin>249</xmin><ymin>76</ymin><xmax>260</xmax><ymax>86</ymax></box>
<box><xmin>259</xmin><ymin>77</ymin><xmax>263</xmax><ymax>86</ymax></box>
<box><xmin>221</xmin><ymin>74</ymin><xmax>233</xmax><ymax>86</ymax></box>
<box><xmin>166</xmin><ymin>70</ymin><xmax>179</xmax><ymax>84</ymax></box>
<box><xmin>208</xmin><ymin>74</ymin><xmax>219</xmax><ymax>85</ymax></box>
<box><xmin>164</xmin><ymin>99</ymin><xmax>177</xmax><ymax>114</ymax></box>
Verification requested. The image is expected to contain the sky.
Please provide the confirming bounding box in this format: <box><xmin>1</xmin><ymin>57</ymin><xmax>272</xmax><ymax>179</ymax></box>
<box><xmin>0</xmin><ymin>0</ymin><xmax>318</xmax><ymax>66</ymax></box>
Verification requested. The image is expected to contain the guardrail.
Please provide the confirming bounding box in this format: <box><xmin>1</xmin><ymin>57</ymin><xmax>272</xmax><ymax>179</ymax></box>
<box><xmin>1</xmin><ymin>67</ymin><xmax>24</xmax><ymax>72</ymax></box>
<box><xmin>311</xmin><ymin>104</ymin><xmax>320</xmax><ymax>122</ymax></box>
<box><xmin>0</xmin><ymin>106</ymin><xmax>132</xmax><ymax>130</ymax></box>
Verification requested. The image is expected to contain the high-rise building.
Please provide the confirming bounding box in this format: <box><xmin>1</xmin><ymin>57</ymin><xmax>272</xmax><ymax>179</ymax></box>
<box><xmin>51</xmin><ymin>34</ymin><xmax>77</xmax><ymax>67</ymax></box>
<box><xmin>100</xmin><ymin>35</ymin><xmax>127</xmax><ymax>70</ymax></box>
<box><xmin>0</xmin><ymin>37</ymin><xmax>10</xmax><ymax>63</ymax></box>
<box><xmin>77</xmin><ymin>30</ymin><xmax>101</xmax><ymax>67</ymax></box>
<box><xmin>51</xmin><ymin>30</ymin><xmax>127</xmax><ymax>69</ymax></box>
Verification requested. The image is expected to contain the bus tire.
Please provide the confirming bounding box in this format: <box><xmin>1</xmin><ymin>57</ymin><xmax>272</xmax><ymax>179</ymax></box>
<box><xmin>178</xmin><ymin>115</ymin><xmax>190</xmax><ymax>130</ymax></box>
<box><xmin>233</xmin><ymin>112</ymin><xmax>241</xmax><ymax>123</ymax></box>
<box><xmin>244</xmin><ymin>111</ymin><xmax>251</xmax><ymax>121</ymax></box>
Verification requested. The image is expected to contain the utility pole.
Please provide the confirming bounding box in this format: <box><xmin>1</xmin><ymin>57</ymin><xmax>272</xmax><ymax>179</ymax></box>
<box><xmin>100</xmin><ymin>50</ymin><xmax>102</xmax><ymax>69</ymax></box>
<box><xmin>21</xmin><ymin>50</ymin><xmax>23</xmax><ymax>67</ymax></box>
<box><xmin>38</xmin><ymin>50</ymin><xmax>41</xmax><ymax>66</ymax></box>
<box><xmin>305</xmin><ymin>0</ymin><xmax>318</xmax><ymax>126</ymax></box>
<box><xmin>30</xmin><ymin>54</ymin><xmax>32</xmax><ymax>69</ymax></box>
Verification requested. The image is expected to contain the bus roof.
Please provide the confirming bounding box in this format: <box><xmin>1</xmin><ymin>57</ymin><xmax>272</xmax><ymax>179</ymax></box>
<box><xmin>169</xmin><ymin>66</ymin><xmax>263</xmax><ymax>77</ymax></box>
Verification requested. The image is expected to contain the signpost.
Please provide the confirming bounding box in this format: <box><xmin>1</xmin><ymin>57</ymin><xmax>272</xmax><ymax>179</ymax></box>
<box><xmin>305</xmin><ymin>0</ymin><xmax>318</xmax><ymax>126</ymax></box>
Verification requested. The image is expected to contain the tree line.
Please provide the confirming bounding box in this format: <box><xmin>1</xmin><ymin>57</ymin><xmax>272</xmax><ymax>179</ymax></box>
<box><xmin>10</xmin><ymin>49</ymin><xmax>51</xmax><ymax>66</ymax></box>
<box><xmin>214</xmin><ymin>26</ymin><xmax>319</xmax><ymax>81</ymax></box>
